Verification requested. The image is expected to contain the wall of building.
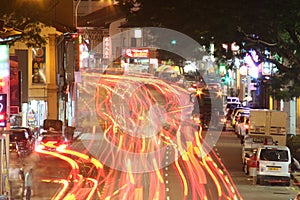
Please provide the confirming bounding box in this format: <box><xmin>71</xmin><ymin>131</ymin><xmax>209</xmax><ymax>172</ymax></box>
<box><xmin>9</xmin><ymin>26</ymin><xmax>62</xmax><ymax>127</ymax></box>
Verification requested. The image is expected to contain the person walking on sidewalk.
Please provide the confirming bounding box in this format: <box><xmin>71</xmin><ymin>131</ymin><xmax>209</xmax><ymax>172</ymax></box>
<box><xmin>25</xmin><ymin>168</ymin><xmax>33</xmax><ymax>200</ymax></box>
<box><xmin>18</xmin><ymin>165</ymin><xmax>25</xmax><ymax>199</ymax></box>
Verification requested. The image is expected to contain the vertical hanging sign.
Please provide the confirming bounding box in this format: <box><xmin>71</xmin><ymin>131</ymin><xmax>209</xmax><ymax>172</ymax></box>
<box><xmin>32</xmin><ymin>47</ymin><xmax>46</xmax><ymax>84</ymax></box>
<box><xmin>0</xmin><ymin>94</ymin><xmax>7</xmax><ymax>127</ymax></box>
<box><xmin>103</xmin><ymin>36</ymin><xmax>111</xmax><ymax>59</ymax></box>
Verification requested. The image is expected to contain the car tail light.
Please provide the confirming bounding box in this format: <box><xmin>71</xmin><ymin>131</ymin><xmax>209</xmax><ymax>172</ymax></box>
<box><xmin>288</xmin><ymin>163</ymin><xmax>291</xmax><ymax>173</ymax></box>
<box><xmin>256</xmin><ymin>161</ymin><xmax>259</xmax><ymax>170</ymax></box>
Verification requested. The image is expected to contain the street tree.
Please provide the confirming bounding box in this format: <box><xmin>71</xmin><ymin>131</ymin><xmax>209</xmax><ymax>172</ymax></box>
<box><xmin>0</xmin><ymin>0</ymin><xmax>74</xmax><ymax>48</ymax></box>
<box><xmin>0</xmin><ymin>0</ymin><xmax>48</xmax><ymax>47</ymax></box>
<box><xmin>117</xmin><ymin>0</ymin><xmax>300</xmax><ymax>100</ymax></box>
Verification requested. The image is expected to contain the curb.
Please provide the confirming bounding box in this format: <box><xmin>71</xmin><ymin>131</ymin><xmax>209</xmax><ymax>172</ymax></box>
<box><xmin>291</xmin><ymin>172</ymin><xmax>300</xmax><ymax>188</ymax></box>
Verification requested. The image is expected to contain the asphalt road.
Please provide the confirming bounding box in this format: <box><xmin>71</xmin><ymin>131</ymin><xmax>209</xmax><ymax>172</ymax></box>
<box><xmin>8</xmin><ymin>127</ymin><xmax>300</xmax><ymax>200</ymax></box>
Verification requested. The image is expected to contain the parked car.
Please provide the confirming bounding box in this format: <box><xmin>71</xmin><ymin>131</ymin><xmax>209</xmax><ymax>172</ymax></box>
<box><xmin>242</xmin><ymin>135</ymin><xmax>273</xmax><ymax>174</ymax></box>
<box><xmin>255</xmin><ymin>145</ymin><xmax>291</xmax><ymax>186</ymax></box>
<box><xmin>9</xmin><ymin>128</ymin><xmax>35</xmax><ymax>157</ymax></box>
<box><xmin>11</xmin><ymin>126</ymin><xmax>35</xmax><ymax>144</ymax></box>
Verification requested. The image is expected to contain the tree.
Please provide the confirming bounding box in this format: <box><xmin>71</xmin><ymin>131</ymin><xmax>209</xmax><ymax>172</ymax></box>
<box><xmin>0</xmin><ymin>0</ymin><xmax>47</xmax><ymax>47</ymax></box>
<box><xmin>0</xmin><ymin>0</ymin><xmax>74</xmax><ymax>47</ymax></box>
<box><xmin>117</xmin><ymin>0</ymin><xmax>300</xmax><ymax>100</ymax></box>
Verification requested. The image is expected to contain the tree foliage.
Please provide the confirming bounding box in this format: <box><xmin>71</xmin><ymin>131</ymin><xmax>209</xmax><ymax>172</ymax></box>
<box><xmin>0</xmin><ymin>0</ymin><xmax>57</xmax><ymax>47</ymax></box>
<box><xmin>118</xmin><ymin>0</ymin><xmax>300</xmax><ymax>100</ymax></box>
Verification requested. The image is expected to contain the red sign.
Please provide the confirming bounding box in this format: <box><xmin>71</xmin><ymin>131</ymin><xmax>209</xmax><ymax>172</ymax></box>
<box><xmin>125</xmin><ymin>49</ymin><xmax>149</xmax><ymax>58</ymax></box>
<box><xmin>10</xmin><ymin>56</ymin><xmax>20</xmax><ymax>107</ymax></box>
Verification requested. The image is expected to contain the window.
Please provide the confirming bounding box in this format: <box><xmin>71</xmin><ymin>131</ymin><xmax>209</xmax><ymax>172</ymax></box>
<box><xmin>260</xmin><ymin>149</ymin><xmax>289</xmax><ymax>162</ymax></box>
<box><xmin>131</xmin><ymin>38</ymin><xmax>136</xmax><ymax>47</ymax></box>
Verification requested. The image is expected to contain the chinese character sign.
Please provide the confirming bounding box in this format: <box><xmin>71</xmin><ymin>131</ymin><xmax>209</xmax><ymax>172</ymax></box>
<box><xmin>32</xmin><ymin>47</ymin><xmax>46</xmax><ymax>84</ymax></box>
<box><xmin>103</xmin><ymin>37</ymin><xmax>111</xmax><ymax>59</ymax></box>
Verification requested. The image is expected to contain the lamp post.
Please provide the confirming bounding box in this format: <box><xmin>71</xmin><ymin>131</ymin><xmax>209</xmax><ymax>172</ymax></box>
<box><xmin>75</xmin><ymin>0</ymin><xmax>82</xmax><ymax>28</ymax></box>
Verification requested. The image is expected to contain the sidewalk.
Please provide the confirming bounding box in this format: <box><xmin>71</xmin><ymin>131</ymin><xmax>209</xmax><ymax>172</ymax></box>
<box><xmin>292</xmin><ymin>171</ymin><xmax>300</xmax><ymax>187</ymax></box>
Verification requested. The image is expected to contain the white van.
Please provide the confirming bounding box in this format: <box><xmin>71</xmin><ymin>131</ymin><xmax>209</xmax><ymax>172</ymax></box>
<box><xmin>256</xmin><ymin>145</ymin><xmax>291</xmax><ymax>186</ymax></box>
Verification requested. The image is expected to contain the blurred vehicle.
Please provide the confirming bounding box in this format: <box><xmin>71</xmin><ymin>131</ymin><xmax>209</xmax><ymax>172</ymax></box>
<box><xmin>231</xmin><ymin>107</ymin><xmax>250</xmax><ymax>128</ymax></box>
<box><xmin>226</xmin><ymin>96</ymin><xmax>240</xmax><ymax>104</ymax></box>
<box><xmin>103</xmin><ymin>63</ymin><xmax>124</xmax><ymax>75</ymax></box>
<box><xmin>235</xmin><ymin>115</ymin><xmax>250</xmax><ymax>138</ymax></box>
<box><xmin>242</xmin><ymin>135</ymin><xmax>273</xmax><ymax>174</ymax></box>
<box><xmin>206</xmin><ymin>83</ymin><xmax>222</xmax><ymax>91</ymax></box>
<box><xmin>255</xmin><ymin>145</ymin><xmax>291</xmax><ymax>186</ymax></box>
<box><xmin>191</xmin><ymin>88</ymin><xmax>224</xmax><ymax>129</ymax></box>
<box><xmin>37</xmin><ymin>134</ymin><xmax>69</xmax><ymax>151</ymax></box>
<box><xmin>9</xmin><ymin>128</ymin><xmax>35</xmax><ymax>157</ymax></box>
<box><xmin>224</xmin><ymin>102</ymin><xmax>242</xmax><ymax>125</ymax></box>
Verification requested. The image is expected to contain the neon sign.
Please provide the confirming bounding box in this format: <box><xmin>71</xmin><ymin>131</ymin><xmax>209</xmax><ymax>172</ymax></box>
<box><xmin>125</xmin><ymin>49</ymin><xmax>149</xmax><ymax>58</ymax></box>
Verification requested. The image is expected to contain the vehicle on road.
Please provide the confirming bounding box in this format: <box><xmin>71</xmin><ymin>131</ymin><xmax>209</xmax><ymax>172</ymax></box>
<box><xmin>242</xmin><ymin>135</ymin><xmax>273</xmax><ymax>174</ymax></box>
<box><xmin>9</xmin><ymin>128</ymin><xmax>35</xmax><ymax>157</ymax></box>
<box><xmin>235</xmin><ymin>114</ymin><xmax>250</xmax><ymax>138</ymax></box>
<box><xmin>226</xmin><ymin>96</ymin><xmax>240</xmax><ymax>104</ymax></box>
<box><xmin>37</xmin><ymin>134</ymin><xmax>69</xmax><ymax>151</ymax></box>
<box><xmin>191</xmin><ymin>88</ymin><xmax>225</xmax><ymax>130</ymax></box>
<box><xmin>248</xmin><ymin>109</ymin><xmax>287</xmax><ymax>146</ymax></box>
<box><xmin>255</xmin><ymin>145</ymin><xmax>291</xmax><ymax>186</ymax></box>
<box><xmin>231</xmin><ymin>107</ymin><xmax>250</xmax><ymax>128</ymax></box>
<box><xmin>224</xmin><ymin>102</ymin><xmax>243</xmax><ymax>128</ymax></box>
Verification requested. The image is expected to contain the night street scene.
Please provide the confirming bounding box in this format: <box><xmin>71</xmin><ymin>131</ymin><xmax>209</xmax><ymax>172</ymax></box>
<box><xmin>0</xmin><ymin>0</ymin><xmax>300</xmax><ymax>200</ymax></box>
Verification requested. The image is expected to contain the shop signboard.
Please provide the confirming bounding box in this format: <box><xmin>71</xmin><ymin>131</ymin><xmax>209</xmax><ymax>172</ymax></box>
<box><xmin>32</xmin><ymin>47</ymin><xmax>46</xmax><ymax>84</ymax></box>
<box><xmin>0</xmin><ymin>45</ymin><xmax>9</xmax><ymax>94</ymax></box>
<box><xmin>0</xmin><ymin>94</ymin><xmax>7</xmax><ymax>127</ymax></box>
<box><xmin>10</xmin><ymin>56</ymin><xmax>20</xmax><ymax>111</ymax></box>
<box><xmin>262</xmin><ymin>62</ymin><xmax>272</xmax><ymax>76</ymax></box>
<box><xmin>124</xmin><ymin>48</ymin><xmax>149</xmax><ymax>58</ymax></box>
<box><xmin>103</xmin><ymin>36</ymin><xmax>111</xmax><ymax>59</ymax></box>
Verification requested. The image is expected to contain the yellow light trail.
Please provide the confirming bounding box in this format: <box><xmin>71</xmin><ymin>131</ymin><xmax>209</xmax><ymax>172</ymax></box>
<box><xmin>42</xmin><ymin>179</ymin><xmax>69</xmax><ymax>200</ymax></box>
<box><xmin>152</xmin><ymin>158</ymin><xmax>164</xmax><ymax>184</ymax></box>
<box><xmin>174</xmin><ymin>151</ymin><xmax>189</xmax><ymax>197</ymax></box>
<box><xmin>86</xmin><ymin>178</ymin><xmax>98</xmax><ymax>200</ymax></box>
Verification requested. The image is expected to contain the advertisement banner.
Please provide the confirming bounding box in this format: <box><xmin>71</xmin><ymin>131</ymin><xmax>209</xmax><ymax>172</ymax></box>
<box><xmin>32</xmin><ymin>47</ymin><xmax>46</xmax><ymax>84</ymax></box>
<box><xmin>10</xmin><ymin>56</ymin><xmax>20</xmax><ymax>109</ymax></box>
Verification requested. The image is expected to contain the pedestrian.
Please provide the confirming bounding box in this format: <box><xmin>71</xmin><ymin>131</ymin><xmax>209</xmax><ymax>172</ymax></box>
<box><xmin>18</xmin><ymin>166</ymin><xmax>25</xmax><ymax>199</ymax></box>
<box><xmin>294</xmin><ymin>192</ymin><xmax>300</xmax><ymax>200</ymax></box>
<box><xmin>25</xmin><ymin>168</ymin><xmax>33</xmax><ymax>200</ymax></box>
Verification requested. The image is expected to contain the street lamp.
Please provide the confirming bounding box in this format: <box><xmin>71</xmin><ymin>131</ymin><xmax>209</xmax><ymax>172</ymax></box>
<box><xmin>75</xmin><ymin>0</ymin><xmax>82</xmax><ymax>28</ymax></box>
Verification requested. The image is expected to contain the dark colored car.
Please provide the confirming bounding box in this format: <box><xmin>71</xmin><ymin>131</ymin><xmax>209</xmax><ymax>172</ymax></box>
<box><xmin>9</xmin><ymin>129</ymin><xmax>34</xmax><ymax>157</ymax></box>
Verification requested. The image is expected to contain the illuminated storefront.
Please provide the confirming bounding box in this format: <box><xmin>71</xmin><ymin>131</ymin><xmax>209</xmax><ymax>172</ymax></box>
<box><xmin>123</xmin><ymin>48</ymin><xmax>150</xmax><ymax>73</ymax></box>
